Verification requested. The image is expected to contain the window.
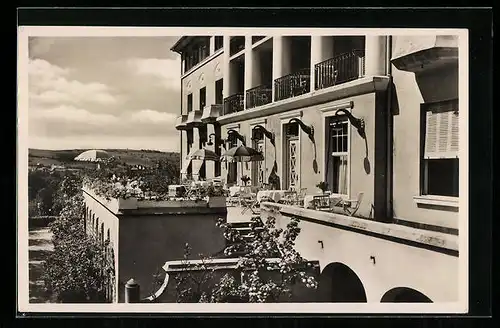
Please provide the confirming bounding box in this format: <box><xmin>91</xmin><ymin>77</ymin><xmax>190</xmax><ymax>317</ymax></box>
<box><xmin>227</xmin><ymin>134</ymin><xmax>238</xmax><ymax>184</ymax></box>
<box><xmin>199</xmin><ymin>125</ymin><xmax>207</xmax><ymax>149</ymax></box>
<box><xmin>215</xmin><ymin>125</ymin><xmax>222</xmax><ymax>177</ymax></box>
<box><xmin>326</xmin><ymin>118</ymin><xmax>349</xmax><ymax>195</ymax></box>
<box><xmin>284</xmin><ymin>122</ymin><xmax>300</xmax><ymax>190</ymax></box>
<box><xmin>215</xmin><ymin>36</ymin><xmax>224</xmax><ymax>51</ymax></box>
<box><xmin>252</xmin><ymin>128</ymin><xmax>265</xmax><ymax>187</ymax></box>
<box><xmin>421</xmin><ymin>99</ymin><xmax>459</xmax><ymax>197</ymax></box>
<box><xmin>187</xmin><ymin>93</ymin><xmax>193</xmax><ymax>112</ymax></box>
<box><xmin>215</xmin><ymin>79</ymin><xmax>223</xmax><ymax>104</ymax></box>
<box><xmin>199</xmin><ymin>87</ymin><xmax>206</xmax><ymax>110</ymax></box>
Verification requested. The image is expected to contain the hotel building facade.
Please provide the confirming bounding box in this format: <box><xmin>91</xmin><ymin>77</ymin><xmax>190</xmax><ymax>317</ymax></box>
<box><xmin>171</xmin><ymin>33</ymin><xmax>461</xmax><ymax>303</ymax></box>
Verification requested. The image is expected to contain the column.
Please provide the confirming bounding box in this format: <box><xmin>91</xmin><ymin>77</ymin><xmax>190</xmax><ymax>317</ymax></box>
<box><xmin>206</xmin><ymin>123</ymin><xmax>216</xmax><ymax>179</ymax></box>
<box><xmin>364</xmin><ymin>35</ymin><xmax>387</xmax><ymax>76</ymax></box>
<box><xmin>209</xmin><ymin>36</ymin><xmax>215</xmax><ymax>55</ymax></box>
<box><xmin>272</xmin><ymin>36</ymin><xmax>283</xmax><ymax>101</ymax></box>
<box><xmin>243</xmin><ymin>36</ymin><xmax>253</xmax><ymax>109</ymax></box>
<box><xmin>222</xmin><ymin>36</ymin><xmax>231</xmax><ymax>99</ymax></box>
<box><xmin>310</xmin><ymin>36</ymin><xmax>322</xmax><ymax>91</ymax></box>
<box><xmin>311</xmin><ymin>36</ymin><xmax>334</xmax><ymax>90</ymax></box>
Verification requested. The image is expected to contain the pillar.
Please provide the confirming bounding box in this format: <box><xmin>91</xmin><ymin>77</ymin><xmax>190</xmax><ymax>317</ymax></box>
<box><xmin>206</xmin><ymin>123</ymin><xmax>216</xmax><ymax>179</ymax></box>
<box><xmin>244</xmin><ymin>36</ymin><xmax>253</xmax><ymax>109</ymax></box>
<box><xmin>125</xmin><ymin>278</ymin><xmax>140</xmax><ymax>303</ymax></box>
<box><xmin>364</xmin><ymin>35</ymin><xmax>387</xmax><ymax>76</ymax></box>
<box><xmin>209</xmin><ymin>36</ymin><xmax>215</xmax><ymax>55</ymax></box>
<box><xmin>222</xmin><ymin>36</ymin><xmax>231</xmax><ymax>99</ymax></box>
<box><xmin>272</xmin><ymin>36</ymin><xmax>283</xmax><ymax>101</ymax></box>
<box><xmin>311</xmin><ymin>36</ymin><xmax>335</xmax><ymax>90</ymax></box>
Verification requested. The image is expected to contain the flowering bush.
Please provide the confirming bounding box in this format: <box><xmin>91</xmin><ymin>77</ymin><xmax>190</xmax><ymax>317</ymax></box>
<box><xmin>171</xmin><ymin>214</ymin><xmax>318</xmax><ymax>303</ymax></box>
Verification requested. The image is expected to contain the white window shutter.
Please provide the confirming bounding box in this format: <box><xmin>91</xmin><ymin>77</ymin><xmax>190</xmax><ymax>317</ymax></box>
<box><xmin>424</xmin><ymin>99</ymin><xmax>459</xmax><ymax>159</ymax></box>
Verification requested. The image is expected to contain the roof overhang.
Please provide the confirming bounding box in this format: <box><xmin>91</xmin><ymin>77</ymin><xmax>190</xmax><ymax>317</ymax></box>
<box><xmin>170</xmin><ymin>36</ymin><xmax>195</xmax><ymax>54</ymax></box>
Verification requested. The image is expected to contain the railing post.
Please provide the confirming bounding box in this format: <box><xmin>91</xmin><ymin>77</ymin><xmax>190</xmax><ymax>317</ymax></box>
<box><xmin>125</xmin><ymin>278</ymin><xmax>140</xmax><ymax>303</ymax></box>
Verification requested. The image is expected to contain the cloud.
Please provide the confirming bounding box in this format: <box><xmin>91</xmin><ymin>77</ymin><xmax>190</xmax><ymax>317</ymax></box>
<box><xmin>30</xmin><ymin>105</ymin><xmax>117</xmax><ymax>125</ymax></box>
<box><xmin>126</xmin><ymin>58</ymin><xmax>181</xmax><ymax>90</ymax></box>
<box><xmin>129</xmin><ymin>109</ymin><xmax>178</xmax><ymax>124</ymax></box>
<box><xmin>29</xmin><ymin>58</ymin><xmax>118</xmax><ymax>107</ymax></box>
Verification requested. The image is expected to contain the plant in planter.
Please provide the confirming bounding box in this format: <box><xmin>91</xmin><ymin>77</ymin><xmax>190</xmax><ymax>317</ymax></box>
<box><xmin>316</xmin><ymin>181</ymin><xmax>329</xmax><ymax>194</ymax></box>
<box><xmin>240</xmin><ymin>175</ymin><xmax>251</xmax><ymax>186</ymax></box>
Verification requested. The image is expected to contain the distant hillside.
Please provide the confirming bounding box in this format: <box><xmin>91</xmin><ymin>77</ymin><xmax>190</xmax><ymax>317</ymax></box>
<box><xmin>29</xmin><ymin>148</ymin><xmax>180</xmax><ymax>169</ymax></box>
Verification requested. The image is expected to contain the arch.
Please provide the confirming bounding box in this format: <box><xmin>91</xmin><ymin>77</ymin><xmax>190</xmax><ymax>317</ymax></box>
<box><xmin>380</xmin><ymin>287</ymin><xmax>433</xmax><ymax>303</ymax></box>
<box><xmin>107</xmin><ymin>228</ymin><xmax>111</xmax><ymax>242</ymax></box>
<box><xmin>95</xmin><ymin>217</ymin><xmax>99</xmax><ymax>235</ymax></box>
<box><xmin>317</xmin><ymin>262</ymin><xmax>367</xmax><ymax>302</ymax></box>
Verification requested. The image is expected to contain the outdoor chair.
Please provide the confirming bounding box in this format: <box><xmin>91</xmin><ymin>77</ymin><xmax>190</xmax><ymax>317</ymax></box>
<box><xmin>240</xmin><ymin>190</ymin><xmax>259</xmax><ymax>215</ymax></box>
<box><xmin>340</xmin><ymin>192</ymin><xmax>364</xmax><ymax>216</ymax></box>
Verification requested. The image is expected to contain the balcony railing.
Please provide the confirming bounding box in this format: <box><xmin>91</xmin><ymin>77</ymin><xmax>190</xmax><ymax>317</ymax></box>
<box><xmin>229</xmin><ymin>37</ymin><xmax>245</xmax><ymax>56</ymax></box>
<box><xmin>274</xmin><ymin>68</ymin><xmax>311</xmax><ymax>102</ymax></box>
<box><xmin>223</xmin><ymin>93</ymin><xmax>244</xmax><ymax>115</ymax></box>
<box><xmin>245</xmin><ymin>85</ymin><xmax>272</xmax><ymax>109</ymax></box>
<box><xmin>315</xmin><ymin>50</ymin><xmax>366</xmax><ymax>90</ymax></box>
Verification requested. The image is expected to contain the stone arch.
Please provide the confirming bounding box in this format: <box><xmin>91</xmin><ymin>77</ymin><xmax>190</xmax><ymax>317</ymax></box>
<box><xmin>380</xmin><ymin>287</ymin><xmax>433</xmax><ymax>303</ymax></box>
<box><xmin>317</xmin><ymin>262</ymin><xmax>367</xmax><ymax>302</ymax></box>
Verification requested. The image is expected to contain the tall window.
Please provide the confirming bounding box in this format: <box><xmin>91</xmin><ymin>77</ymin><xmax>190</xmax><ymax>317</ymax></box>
<box><xmin>251</xmin><ymin>128</ymin><xmax>265</xmax><ymax>187</ymax></box>
<box><xmin>326</xmin><ymin>118</ymin><xmax>349</xmax><ymax>195</ymax></box>
<box><xmin>227</xmin><ymin>134</ymin><xmax>238</xmax><ymax>184</ymax></box>
<box><xmin>215</xmin><ymin>36</ymin><xmax>224</xmax><ymax>51</ymax></box>
<box><xmin>187</xmin><ymin>93</ymin><xmax>193</xmax><ymax>112</ymax></box>
<box><xmin>421</xmin><ymin>99</ymin><xmax>459</xmax><ymax>197</ymax></box>
<box><xmin>215</xmin><ymin>125</ymin><xmax>222</xmax><ymax>177</ymax></box>
<box><xmin>215</xmin><ymin>79</ymin><xmax>223</xmax><ymax>104</ymax></box>
<box><xmin>199</xmin><ymin>87</ymin><xmax>206</xmax><ymax>110</ymax></box>
<box><xmin>284</xmin><ymin>122</ymin><xmax>300</xmax><ymax>190</ymax></box>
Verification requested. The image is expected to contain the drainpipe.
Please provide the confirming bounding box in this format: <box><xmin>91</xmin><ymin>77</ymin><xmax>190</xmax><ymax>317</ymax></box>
<box><xmin>385</xmin><ymin>36</ymin><xmax>394</xmax><ymax>220</ymax></box>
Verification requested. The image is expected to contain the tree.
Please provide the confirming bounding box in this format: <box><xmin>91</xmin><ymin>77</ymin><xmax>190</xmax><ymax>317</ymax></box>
<box><xmin>43</xmin><ymin>192</ymin><xmax>110</xmax><ymax>303</ymax></box>
<box><xmin>171</xmin><ymin>215</ymin><xmax>318</xmax><ymax>303</ymax></box>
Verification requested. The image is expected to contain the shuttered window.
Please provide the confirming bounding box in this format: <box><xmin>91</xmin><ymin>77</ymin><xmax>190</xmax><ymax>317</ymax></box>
<box><xmin>421</xmin><ymin>98</ymin><xmax>459</xmax><ymax>197</ymax></box>
<box><xmin>423</xmin><ymin>99</ymin><xmax>459</xmax><ymax>159</ymax></box>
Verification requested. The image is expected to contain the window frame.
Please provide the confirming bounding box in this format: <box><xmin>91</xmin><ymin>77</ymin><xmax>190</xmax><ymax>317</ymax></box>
<box><xmin>418</xmin><ymin>98</ymin><xmax>460</xmax><ymax>204</ymax></box>
<box><xmin>326</xmin><ymin>118</ymin><xmax>350</xmax><ymax>197</ymax></box>
<box><xmin>187</xmin><ymin>93</ymin><xmax>193</xmax><ymax>113</ymax></box>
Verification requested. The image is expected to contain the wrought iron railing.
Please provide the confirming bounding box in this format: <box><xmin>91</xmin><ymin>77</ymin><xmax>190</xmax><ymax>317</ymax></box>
<box><xmin>223</xmin><ymin>93</ymin><xmax>244</xmax><ymax>115</ymax></box>
<box><xmin>245</xmin><ymin>85</ymin><xmax>272</xmax><ymax>109</ymax></box>
<box><xmin>229</xmin><ymin>37</ymin><xmax>245</xmax><ymax>56</ymax></box>
<box><xmin>314</xmin><ymin>50</ymin><xmax>365</xmax><ymax>90</ymax></box>
<box><xmin>274</xmin><ymin>68</ymin><xmax>311</xmax><ymax>102</ymax></box>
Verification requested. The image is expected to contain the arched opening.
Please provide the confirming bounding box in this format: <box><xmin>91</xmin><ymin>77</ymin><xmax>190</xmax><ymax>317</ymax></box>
<box><xmin>380</xmin><ymin>287</ymin><xmax>433</xmax><ymax>303</ymax></box>
<box><xmin>317</xmin><ymin>262</ymin><xmax>367</xmax><ymax>302</ymax></box>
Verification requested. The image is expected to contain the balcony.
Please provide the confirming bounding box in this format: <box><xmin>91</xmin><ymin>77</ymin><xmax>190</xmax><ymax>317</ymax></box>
<box><xmin>315</xmin><ymin>50</ymin><xmax>366</xmax><ymax>90</ymax></box>
<box><xmin>201</xmin><ymin>104</ymin><xmax>223</xmax><ymax>123</ymax></box>
<box><xmin>175</xmin><ymin>114</ymin><xmax>189</xmax><ymax>131</ymax></box>
<box><xmin>274</xmin><ymin>68</ymin><xmax>311</xmax><ymax>102</ymax></box>
<box><xmin>186</xmin><ymin>109</ymin><xmax>203</xmax><ymax>128</ymax></box>
<box><xmin>245</xmin><ymin>85</ymin><xmax>272</xmax><ymax>109</ymax></box>
<box><xmin>223</xmin><ymin>93</ymin><xmax>244</xmax><ymax>115</ymax></box>
<box><xmin>229</xmin><ymin>37</ymin><xmax>245</xmax><ymax>57</ymax></box>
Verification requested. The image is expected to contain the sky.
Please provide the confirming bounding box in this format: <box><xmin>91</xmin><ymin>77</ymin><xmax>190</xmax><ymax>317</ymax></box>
<box><xmin>28</xmin><ymin>36</ymin><xmax>182</xmax><ymax>152</ymax></box>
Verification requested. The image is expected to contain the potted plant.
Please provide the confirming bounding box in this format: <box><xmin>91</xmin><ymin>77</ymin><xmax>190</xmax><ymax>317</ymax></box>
<box><xmin>200</xmin><ymin>184</ymin><xmax>226</xmax><ymax>208</ymax></box>
<box><xmin>240</xmin><ymin>175</ymin><xmax>251</xmax><ymax>186</ymax></box>
<box><xmin>316</xmin><ymin>181</ymin><xmax>329</xmax><ymax>195</ymax></box>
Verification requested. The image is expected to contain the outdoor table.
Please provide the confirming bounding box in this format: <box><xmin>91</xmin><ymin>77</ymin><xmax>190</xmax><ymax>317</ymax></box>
<box><xmin>168</xmin><ymin>185</ymin><xmax>186</xmax><ymax>197</ymax></box>
<box><xmin>229</xmin><ymin>186</ymin><xmax>241</xmax><ymax>197</ymax></box>
<box><xmin>257</xmin><ymin>190</ymin><xmax>288</xmax><ymax>203</ymax></box>
<box><xmin>304</xmin><ymin>193</ymin><xmax>344</xmax><ymax>209</ymax></box>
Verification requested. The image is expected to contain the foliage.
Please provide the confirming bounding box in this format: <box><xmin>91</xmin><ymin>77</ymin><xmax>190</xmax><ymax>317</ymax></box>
<box><xmin>43</xmin><ymin>190</ymin><xmax>112</xmax><ymax>303</ymax></box>
<box><xmin>171</xmin><ymin>215</ymin><xmax>318</xmax><ymax>303</ymax></box>
<box><xmin>240</xmin><ymin>175</ymin><xmax>251</xmax><ymax>186</ymax></box>
<box><xmin>316</xmin><ymin>181</ymin><xmax>329</xmax><ymax>193</ymax></box>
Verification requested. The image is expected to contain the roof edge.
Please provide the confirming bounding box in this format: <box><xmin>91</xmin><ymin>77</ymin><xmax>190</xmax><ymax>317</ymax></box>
<box><xmin>170</xmin><ymin>36</ymin><xmax>193</xmax><ymax>53</ymax></box>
